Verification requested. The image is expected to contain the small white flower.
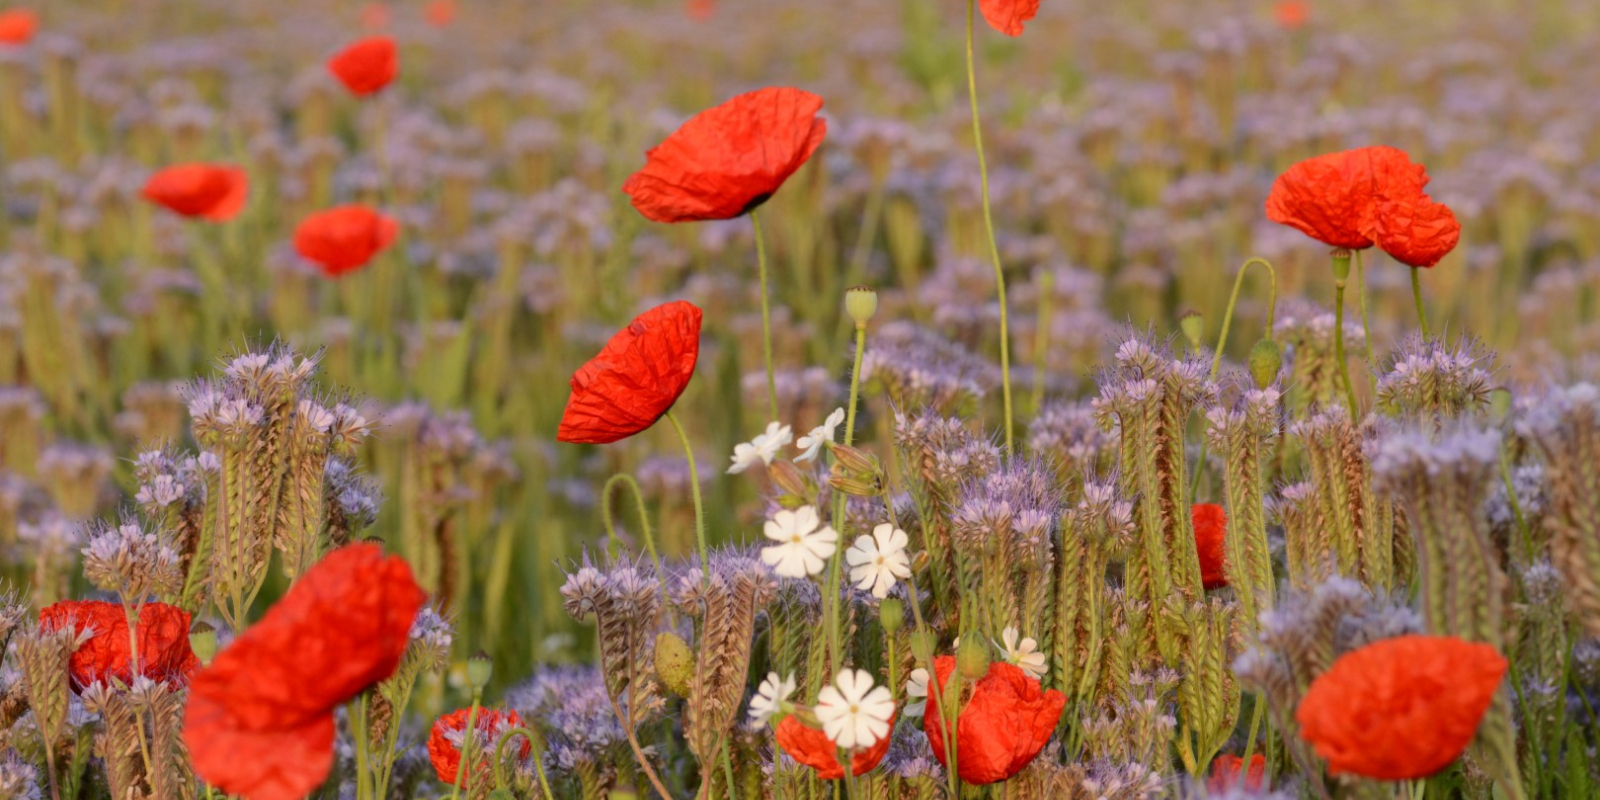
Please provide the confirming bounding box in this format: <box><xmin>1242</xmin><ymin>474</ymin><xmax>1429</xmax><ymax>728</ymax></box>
<box><xmin>759</xmin><ymin>505</ymin><xmax>838</xmax><ymax>578</ymax></box>
<box><xmin>749</xmin><ymin>671</ymin><xmax>797</xmax><ymax>725</ymax></box>
<box><xmin>903</xmin><ymin>668</ymin><xmax>930</xmax><ymax>717</ymax></box>
<box><xmin>998</xmin><ymin>627</ymin><xmax>1047</xmax><ymax>680</ymax></box>
<box><xmin>795</xmin><ymin>407</ymin><xmax>845</xmax><ymax>463</ymax></box>
<box><xmin>728</xmin><ymin>421</ymin><xmax>794</xmax><ymax>474</ymax></box>
<box><xmin>815</xmin><ymin>668</ymin><xmax>895</xmax><ymax>750</ymax></box>
<box><xmin>845</xmin><ymin>523</ymin><xmax>911</xmax><ymax>599</ymax></box>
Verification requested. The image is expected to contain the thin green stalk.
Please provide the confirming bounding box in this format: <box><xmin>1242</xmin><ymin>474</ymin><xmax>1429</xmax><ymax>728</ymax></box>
<box><xmin>964</xmin><ymin>0</ymin><xmax>1013</xmax><ymax>450</ymax></box>
<box><xmin>1410</xmin><ymin>266</ymin><xmax>1431</xmax><ymax>339</ymax></box>
<box><xmin>600</xmin><ymin>472</ymin><xmax>660</xmax><ymax>578</ymax></box>
<box><xmin>1238</xmin><ymin>695</ymin><xmax>1266</xmax><ymax>787</ymax></box>
<box><xmin>751</xmin><ymin>210</ymin><xmax>779</xmax><ymax>422</ymax></box>
<box><xmin>825</xmin><ymin>324</ymin><xmax>868</xmax><ymax>672</ymax></box>
<box><xmin>352</xmin><ymin>695</ymin><xmax>374</xmax><ymax>800</ymax></box>
<box><xmin>1355</xmin><ymin>250</ymin><xmax>1375</xmax><ymax>363</ymax></box>
<box><xmin>449</xmin><ymin>692</ymin><xmax>483</xmax><ymax>800</ymax></box>
<box><xmin>1333</xmin><ymin>280</ymin><xmax>1360</xmax><ymax>416</ymax></box>
<box><xmin>1191</xmin><ymin>257</ymin><xmax>1277</xmax><ymax>501</ymax></box>
<box><xmin>721</xmin><ymin>742</ymin><xmax>741</xmax><ymax>800</ymax></box>
<box><xmin>664</xmin><ymin>410</ymin><xmax>709</xmax><ymax>575</ymax></box>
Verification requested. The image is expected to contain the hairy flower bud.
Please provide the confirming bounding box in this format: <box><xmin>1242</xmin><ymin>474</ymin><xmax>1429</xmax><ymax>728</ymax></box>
<box><xmin>957</xmin><ymin>636</ymin><xmax>989</xmax><ymax>680</ymax></box>
<box><xmin>1178</xmin><ymin>311</ymin><xmax>1204</xmax><ymax>351</ymax></box>
<box><xmin>879</xmin><ymin>598</ymin><xmax>904</xmax><ymax>635</ymax></box>
<box><xmin>654</xmin><ymin>631</ymin><xmax>693</xmax><ymax>697</ymax></box>
<box><xmin>1248</xmin><ymin>339</ymin><xmax>1282</xmax><ymax>390</ymax></box>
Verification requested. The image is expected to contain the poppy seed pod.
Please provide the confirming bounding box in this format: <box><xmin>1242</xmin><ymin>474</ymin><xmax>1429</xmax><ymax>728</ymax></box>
<box><xmin>846</xmin><ymin>285</ymin><xmax>878</xmax><ymax>327</ymax></box>
<box><xmin>878</xmin><ymin>598</ymin><xmax>904</xmax><ymax>634</ymax></box>
<box><xmin>466</xmin><ymin>651</ymin><xmax>493</xmax><ymax>690</ymax></box>
<box><xmin>1179</xmin><ymin>311</ymin><xmax>1204</xmax><ymax>351</ymax></box>
<box><xmin>654</xmin><ymin>631</ymin><xmax>693</xmax><ymax>697</ymax></box>
<box><xmin>190</xmin><ymin>622</ymin><xmax>218</xmax><ymax>666</ymax></box>
<box><xmin>1331</xmin><ymin>249</ymin><xmax>1352</xmax><ymax>283</ymax></box>
<box><xmin>1248</xmin><ymin>339</ymin><xmax>1282</xmax><ymax>390</ymax></box>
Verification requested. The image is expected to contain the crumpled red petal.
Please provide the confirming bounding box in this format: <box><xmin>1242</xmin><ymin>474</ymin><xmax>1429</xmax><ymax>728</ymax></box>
<box><xmin>774</xmin><ymin>713</ymin><xmax>894</xmax><ymax>779</ymax></box>
<box><xmin>1192</xmin><ymin>503</ymin><xmax>1229</xmax><ymax>590</ymax></box>
<box><xmin>979</xmin><ymin>0</ymin><xmax>1041</xmax><ymax>37</ymax></box>
<box><xmin>622</xmin><ymin>87</ymin><xmax>826</xmax><ymax>223</ymax></box>
<box><xmin>142</xmin><ymin>164</ymin><xmax>249</xmax><ymax>222</ymax></box>
<box><xmin>327</xmin><ymin>36</ymin><xmax>398</xmax><ymax>96</ymax></box>
<box><xmin>39</xmin><ymin>600</ymin><xmax>201</xmax><ymax>689</ymax></box>
<box><xmin>1364</xmin><ymin>193</ymin><xmax>1462</xmax><ymax>268</ymax></box>
<box><xmin>1296</xmin><ymin>635</ymin><xmax>1506</xmax><ymax>780</ymax></box>
<box><xmin>183</xmin><ymin>544</ymin><xmax>425</xmax><ymax>800</ymax></box>
<box><xmin>1208</xmin><ymin>753</ymin><xmax>1266</xmax><ymax>792</ymax></box>
<box><xmin>293</xmin><ymin>206</ymin><xmax>399</xmax><ymax>276</ymax></box>
<box><xmin>558</xmin><ymin>300</ymin><xmax>702</xmax><ymax>444</ymax></box>
<box><xmin>924</xmin><ymin>656</ymin><xmax>1066</xmax><ymax>785</ymax></box>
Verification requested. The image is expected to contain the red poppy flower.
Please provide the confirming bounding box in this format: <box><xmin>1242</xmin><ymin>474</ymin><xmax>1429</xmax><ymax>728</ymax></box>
<box><xmin>774</xmin><ymin>714</ymin><xmax>894</xmax><ymax>779</ymax></box>
<box><xmin>141</xmin><ymin>164</ymin><xmax>248</xmax><ymax>222</ymax></box>
<box><xmin>684</xmin><ymin>0</ymin><xmax>715</xmax><ymax>20</ymax></box>
<box><xmin>1366</xmin><ymin>192</ymin><xmax>1461</xmax><ymax>268</ymax></box>
<box><xmin>622</xmin><ymin>87</ymin><xmax>827</xmax><ymax>223</ymax></box>
<box><xmin>1208</xmin><ymin>753</ymin><xmax>1266</xmax><ymax>792</ymax></box>
<box><xmin>0</xmin><ymin>9</ymin><xmax>34</xmax><ymax>44</ymax></box>
<box><xmin>424</xmin><ymin>0</ymin><xmax>457</xmax><ymax>27</ymax></box>
<box><xmin>183</xmin><ymin>544</ymin><xmax>425</xmax><ymax>800</ymax></box>
<box><xmin>428</xmin><ymin>708</ymin><xmax>531</xmax><ymax>787</ymax></box>
<box><xmin>293</xmin><ymin>206</ymin><xmax>399</xmax><ymax>276</ymax></box>
<box><xmin>557</xmin><ymin>300</ymin><xmax>702</xmax><ymax>444</ymax></box>
<box><xmin>1192</xmin><ymin>503</ymin><xmax>1228</xmax><ymax>590</ymax></box>
<box><xmin>1296</xmin><ymin>635</ymin><xmax>1507</xmax><ymax>780</ymax></box>
<box><xmin>979</xmin><ymin>0</ymin><xmax>1041</xmax><ymax>37</ymax></box>
<box><xmin>923</xmin><ymin>656</ymin><xmax>1066</xmax><ymax>785</ymax></box>
<box><xmin>38</xmin><ymin>600</ymin><xmax>200</xmax><ymax>689</ymax></box>
<box><xmin>1274</xmin><ymin>0</ymin><xmax>1309</xmax><ymax>29</ymax></box>
<box><xmin>327</xmin><ymin>37</ymin><xmax>398</xmax><ymax>97</ymax></box>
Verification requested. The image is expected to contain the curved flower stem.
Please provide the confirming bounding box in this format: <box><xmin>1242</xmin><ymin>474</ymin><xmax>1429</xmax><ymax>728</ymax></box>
<box><xmin>494</xmin><ymin>727</ymin><xmax>555</xmax><ymax>800</ymax></box>
<box><xmin>606</xmin><ymin>691</ymin><xmax>676</xmax><ymax>800</ymax></box>
<box><xmin>1355</xmin><ymin>250</ymin><xmax>1375</xmax><ymax>363</ymax></box>
<box><xmin>1333</xmin><ymin>281</ymin><xmax>1360</xmax><ymax>417</ymax></box>
<box><xmin>1191</xmin><ymin>257</ymin><xmax>1277</xmax><ymax>501</ymax></box>
<box><xmin>825</xmin><ymin>324</ymin><xmax>869</xmax><ymax>672</ymax></box>
<box><xmin>965</xmin><ymin>0</ymin><xmax>1013</xmax><ymax>451</ymax></box>
<box><xmin>601</xmin><ymin>473</ymin><xmax>660</xmax><ymax>579</ymax></box>
<box><xmin>448</xmin><ymin>691</ymin><xmax>483</xmax><ymax>800</ymax></box>
<box><xmin>1410</xmin><ymin>266</ymin><xmax>1432</xmax><ymax>339</ymax></box>
<box><xmin>664</xmin><ymin>410</ymin><xmax>709</xmax><ymax>576</ymax></box>
<box><xmin>751</xmin><ymin>210</ymin><xmax>779</xmax><ymax>423</ymax></box>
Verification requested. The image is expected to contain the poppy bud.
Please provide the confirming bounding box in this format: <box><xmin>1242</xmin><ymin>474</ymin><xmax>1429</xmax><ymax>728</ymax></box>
<box><xmin>189</xmin><ymin>622</ymin><xmax>218</xmax><ymax>666</ymax></box>
<box><xmin>827</xmin><ymin>472</ymin><xmax>880</xmax><ymax>498</ymax></box>
<box><xmin>1330</xmin><ymin>248</ymin><xmax>1352</xmax><ymax>284</ymax></box>
<box><xmin>879</xmin><ymin>599</ymin><xmax>904</xmax><ymax>635</ymax></box>
<box><xmin>654</xmin><ymin>631</ymin><xmax>693</xmax><ymax>697</ymax></box>
<box><xmin>1248</xmin><ymin>339</ymin><xmax>1283</xmax><ymax>390</ymax></box>
<box><xmin>910</xmin><ymin>631</ymin><xmax>938</xmax><ymax>664</ymax></box>
<box><xmin>830</xmin><ymin>444</ymin><xmax>879</xmax><ymax>477</ymax></box>
<box><xmin>466</xmin><ymin>651</ymin><xmax>493</xmax><ymax>690</ymax></box>
<box><xmin>957</xmin><ymin>636</ymin><xmax>990</xmax><ymax>681</ymax></box>
<box><xmin>1178</xmin><ymin>310</ymin><xmax>1204</xmax><ymax>351</ymax></box>
<box><xmin>845</xmin><ymin>285</ymin><xmax>878</xmax><ymax>328</ymax></box>
<box><xmin>768</xmin><ymin>459</ymin><xmax>813</xmax><ymax>500</ymax></box>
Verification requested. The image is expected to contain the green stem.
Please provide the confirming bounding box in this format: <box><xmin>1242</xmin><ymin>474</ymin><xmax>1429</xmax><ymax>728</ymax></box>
<box><xmin>600</xmin><ymin>473</ymin><xmax>660</xmax><ymax>578</ymax></box>
<box><xmin>1191</xmin><ymin>257</ymin><xmax>1277</xmax><ymax>501</ymax></box>
<box><xmin>1355</xmin><ymin>250</ymin><xmax>1375</xmax><ymax>364</ymax></box>
<box><xmin>825</xmin><ymin>324</ymin><xmax>869</xmax><ymax>673</ymax></box>
<box><xmin>352</xmin><ymin>695</ymin><xmax>373</xmax><ymax>800</ymax></box>
<box><xmin>494</xmin><ymin>727</ymin><xmax>555</xmax><ymax>800</ymax></box>
<box><xmin>751</xmin><ymin>210</ymin><xmax>779</xmax><ymax>423</ymax></box>
<box><xmin>449</xmin><ymin>692</ymin><xmax>483</xmax><ymax>800</ymax></box>
<box><xmin>664</xmin><ymin>411</ymin><xmax>709</xmax><ymax>575</ymax></box>
<box><xmin>1333</xmin><ymin>280</ymin><xmax>1360</xmax><ymax>417</ymax></box>
<box><xmin>965</xmin><ymin>0</ymin><xmax>1013</xmax><ymax>451</ymax></box>
<box><xmin>1410</xmin><ymin>266</ymin><xmax>1431</xmax><ymax>339</ymax></box>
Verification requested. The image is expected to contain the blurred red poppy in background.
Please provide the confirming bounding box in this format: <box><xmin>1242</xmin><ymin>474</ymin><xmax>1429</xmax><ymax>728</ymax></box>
<box><xmin>1208</xmin><ymin>753</ymin><xmax>1266</xmax><ymax>792</ymax></box>
<box><xmin>684</xmin><ymin>0</ymin><xmax>716</xmax><ymax>20</ymax></box>
<box><xmin>425</xmin><ymin>0</ymin><xmax>458</xmax><ymax>28</ymax></box>
<box><xmin>428</xmin><ymin>708</ymin><xmax>530</xmax><ymax>787</ymax></box>
<box><xmin>39</xmin><ymin>600</ymin><xmax>200</xmax><ymax>689</ymax></box>
<box><xmin>328</xmin><ymin>36</ymin><xmax>398</xmax><ymax>97</ymax></box>
<box><xmin>558</xmin><ymin>301</ymin><xmax>702</xmax><ymax>444</ymax></box>
<box><xmin>1192</xmin><ymin>503</ymin><xmax>1228</xmax><ymax>590</ymax></box>
<box><xmin>0</xmin><ymin>9</ymin><xmax>34</xmax><ymax>45</ymax></box>
<box><xmin>1297</xmin><ymin>635</ymin><xmax>1507</xmax><ymax>780</ymax></box>
<box><xmin>979</xmin><ymin>0</ymin><xmax>1041</xmax><ymax>37</ymax></box>
<box><xmin>924</xmin><ymin>656</ymin><xmax>1065</xmax><ymax>784</ymax></box>
<box><xmin>775</xmin><ymin>714</ymin><xmax>894</xmax><ymax>779</ymax></box>
<box><xmin>1266</xmin><ymin>146</ymin><xmax>1460</xmax><ymax>267</ymax></box>
<box><xmin>1274</xmin><ymin>0</ymin><xmax>1310</xmax><ymax>29</ymax></box>
<box><xmin>293</xmin><ymin>206</ymin><xmax>399</xmax><ymax>276</ymax></box>
<box><xmin>184</xmin><ymin>544</ymin><xmax>425</xmax><ymax>800</ymax></box>
<box><xmin>623</xmin><ymin>87</ymin><xmax>826</xmax><ymax>223</ymax></box>
<box><xmin>142</xmin><ymin>164</ymin><xmax>248</xmax><ymax>222</ymax></box>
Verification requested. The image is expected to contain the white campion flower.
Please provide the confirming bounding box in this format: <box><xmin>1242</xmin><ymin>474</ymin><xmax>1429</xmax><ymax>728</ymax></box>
<box><xmin>795</xmin><ymin>407</ymin><xmax>845</xmax><ymax>463</ymax></box>
<box><xmin>728</xmin><ymin>421</ymin><xmax>794</xmax><ymax>474</ymax></box>
<box><xmin>759</xmin><ymin>505</ymin><xmax>838</xmax><ymax>578</ymax></box>
<box><xmin>815</xmin><ymin>668</ymin><xmax>894</xmax><ymax>749</ymax></box>
<box><xmin>845</xmin><ymin>523</ymin><xmax>911</xmax><ymax>599</ymax></box>
<box><xmin>999</xmin><ymin>627</ymin><xmax>1047</xmax><ymax>680</ymax></box>
<box><xmin>903</xmin><ymin>668</ymin><xmax>930</xmax><ymax>717</ymax></box>
<box><xmin>748</xmin><ymin>671</ymin><xmax>797</xmax><ymax>725</ymax></box>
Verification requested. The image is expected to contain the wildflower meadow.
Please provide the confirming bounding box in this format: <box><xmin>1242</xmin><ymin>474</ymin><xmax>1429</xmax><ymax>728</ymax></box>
<box><xmin>2</xmin><ymin>0</ymin><xmax>1600</xmax><ymax>799</ymax></box>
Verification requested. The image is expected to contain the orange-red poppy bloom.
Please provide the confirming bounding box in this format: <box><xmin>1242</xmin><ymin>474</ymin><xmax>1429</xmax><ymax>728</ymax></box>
<box><xmin>39</xmin><ymin>600</ymin><xmax>200</xmax><ymax>689</ymax></box>
<box><xmin>1296</xmin><ymin>635</ymin><xmax>1507</xmax><ymax>780</ymax></box>
<box><xmin>293</xmin><ymin>206</ymin><xmax>399</xmax><ymax>276</ymax></box>
<box><xmin>924</xmin><ymin>656</ymin><xmax>1065</xmax><ymax>785</ymax></box>
<box><xmin>558</xmin><ymin>300</ymin><xmax>702</xmax><ymax>444</ymax></box>
<box><xmin>1274</xmin><ymin>0</ymin><xmax>1310</xmax><ymax>29</ymax></box>
<box><xmin>774</xmin><ymin>714</ymin><xmax>894</xmax><ymax>779</ymax></box>
<box><xmin>1265</xmin><ymin>146</ymin><xmax>1460</xmax><ymax>268</ymax></box>
<box><xmin>1192</xmin><ymin>503</ymin><xmax>1228</xmax><ymax>590</ymax></box>
<box><xmin>0</xmin><ymin>8</ymin><xmax>34</xmax><ymax>44</ymax></box>
<box><xmin>327</xmin><ymin>37</ymin><xmax>398</xmax><ymax>97</ymax></box>
<box><xmin>424</xmin><ymin>0</ymin><xmax>458</xmax><ymax>27</ymax></box>
<box><xmin>1208</xmin><ymin>753</ymin><xmax>1266</xmax><ymax>792</ymax></box>
<box><xmin>183</xmin><ymin>544</ymin><xmax>425</xmax><ymax>800</ymax></box>
<box><xmin>622</xmin><ymin>87</ymin><xmax>827</xmax><ymax>223</ymax></box>
<box><xmin>141</xmin><ymin>164</ymin><xmax>248</xmax><ymax>222</ymax></box>
<box><xmin>684</xmin><ymin>0</ymin><xmax>716</xmax><ymax>20</ymax></box>
<box><xmin>979</xmin><ymin>0</ymin><xmax>1041</xmax><ymax>37</ymax></box>
<box><xmin>427</xmin><ymin>708</ymin><xmax>531</xmax><ymax>786</ymax></box>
